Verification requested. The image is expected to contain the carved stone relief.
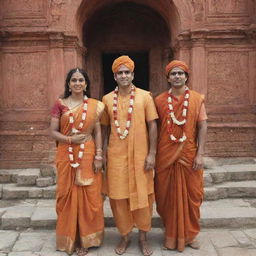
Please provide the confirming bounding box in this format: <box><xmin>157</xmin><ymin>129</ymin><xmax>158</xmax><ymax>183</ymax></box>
<box><xmin>1</xmin><ymin>51</ymin><xmax>48</xmax><ymax>109</ymax></box>
<box><xmin>209</xmin><ymin>0</ymin><xmax>248</xmax><ymax>15</ymax></box>
<box><xmin>207</xmin><ymin>51</ymin><xmax>249</xmax><ymax>105</ymax></box>
<box><xmin>1</xmin><ymin>0</ymin><xmax>47</xmax><ymax>27</ymax></box>
<box><xmin>49</xmin><ymin>0</ymin><xmax>67</xmax><ymax>27</ymax></box>
<box><xmin>206</xmin><ymin>0</ymin><xmax>251</xmax><ymax>24</ymax></box>
<box><xmin>190</xmin><ymin>0</ymin><xmax>204</xmax><ymax>22</ymax></box>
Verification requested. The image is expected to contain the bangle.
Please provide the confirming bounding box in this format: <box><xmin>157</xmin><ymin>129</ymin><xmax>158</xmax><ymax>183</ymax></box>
<box><xmin>67</xmin><ymin>136</ymin><xmax>72</xmax><ymax>144</ymax></box>
<box><xmin>96</xmin><ymin>148</ymin><xmax>103</xmax><ymax>153</ymax></box>
<box><xmin>95</xmin><ymin>155</ymin><xmax>103</xmax><ymax>160</ymax></box>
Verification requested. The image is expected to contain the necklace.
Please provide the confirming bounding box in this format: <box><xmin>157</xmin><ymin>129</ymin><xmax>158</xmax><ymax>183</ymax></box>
<box><xmin>113</xmin><ymin>85</ymin><xmax>135</xmax><ymax>140</ymax></box>
<box><xmin>68</xmin><ymin>97</ymin><xmax>82</xmax><ymax>109</ymax></box>
<box><xmin>68</xmin><ymin>95</ymin><xmax>88</xmax><ymax>168</ymax></box>
<box><xmin>167</xmin><ymin>86</ymin><xmax>189</xmax><ymax>143</ymax></box>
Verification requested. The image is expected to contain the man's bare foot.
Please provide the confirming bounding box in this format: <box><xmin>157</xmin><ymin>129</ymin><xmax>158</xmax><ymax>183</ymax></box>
<box><xmin>138</xmin><ymin>240</ymin><xmax>153</xmax><ymax>256</ymax></box>
<box><xmin>188</xmin><ymin>240</ymin><xmax>200</xmax><ymax>249</ymax></box>
<box><xmin>115</xmin><ymin>237</ymin><xmax>130</xmax><ymax>255</ymax></box>
<box><xmin>75</xmin><ymin>247</ymin><xmax>89</xmax><ymax>256</ymax></box>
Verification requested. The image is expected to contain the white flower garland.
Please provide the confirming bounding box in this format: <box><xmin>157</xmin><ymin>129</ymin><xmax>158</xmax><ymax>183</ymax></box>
<box><xmin>113</xmin><ymin>85</ymin><xmax>135</xmax><ymax>140</ymax></box>
<box><xmin>68</xmin><ymin>95</ymin><xmax>88</xmax><ymax>168</ymax></box>
<box><xmin>167</xmin><ymin>86</ymin><xmax>189</xmax><ymax>143</ymax></box>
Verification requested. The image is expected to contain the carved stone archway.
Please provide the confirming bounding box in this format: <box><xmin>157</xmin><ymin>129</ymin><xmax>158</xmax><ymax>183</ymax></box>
<box><xmin>73</xmin><ymin>0</ymin><xmax>194</xmax><ymax>98</ymax></box>
<box><xmin>83</xmin><ymin>1</ymin><xmax>173</xmax><ymax>97</ymax></box>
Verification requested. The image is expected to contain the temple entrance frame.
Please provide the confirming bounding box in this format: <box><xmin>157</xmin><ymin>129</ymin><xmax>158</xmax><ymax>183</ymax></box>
<box><xmin>78</xmin><ymin>0</ymin><xmax>178</xmax><ymax>98</ymax></box>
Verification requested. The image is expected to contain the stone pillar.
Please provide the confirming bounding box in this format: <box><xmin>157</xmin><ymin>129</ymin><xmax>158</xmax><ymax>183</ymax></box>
<box><xmin>190</xmin><ymin>35</ymin><xmax>207</xmax><ymax>95</ymax></box>
<box><xmin>174</xmin><ymin>32</ymin><xmax>191</xmax><ymax>65</ymax></box>
<box><xmin>85</xmin><ymin>47</ymin><xmax>102</xmax><ymax>99</ymax></box>
<box><xmin>63</xmin><ymin>34</ymin><xmax>86</xmax><ymax>74</ymax></box>
<box><xmin>48</xmin><ymin>33</ymin><xmax>65</xmax><ymax>107</ymax></box>
<box><xmin>149</xmin><ymin>46</ymin><xmax>165</xmax><ymax>95</ymax></box>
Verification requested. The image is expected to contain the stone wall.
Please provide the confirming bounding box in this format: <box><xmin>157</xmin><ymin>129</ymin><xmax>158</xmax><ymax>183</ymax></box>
<box><xmin>0</xmin><ymin>0</ymin><xmax>255</xmax><ymax>168</ymax></box>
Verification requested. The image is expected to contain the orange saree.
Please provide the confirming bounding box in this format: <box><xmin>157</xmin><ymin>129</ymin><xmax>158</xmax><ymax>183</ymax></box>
<box><xmin>154</xmin><ymin>90</ymin><xmax>204</xmax><ymax>252</ymax></box>
<box><xmin>52</xmin><ymin>98</ymin><xmax>104</xmax><ymax>255</ymax></box>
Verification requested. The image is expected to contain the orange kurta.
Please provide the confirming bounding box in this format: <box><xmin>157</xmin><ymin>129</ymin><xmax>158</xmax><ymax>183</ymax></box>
<box><xmin>53</xmin><ymin>98</ymin><xmax>104</xmax><ymax>255</ymax></box>
<box><xmin>101</xmin><ymin>87</ymin><xmax>158</xmax><ymax>211</ymax></box>
<box><xmin>154</xmin><ymin>90</ymin><xmax>206</xmax><ymax>252</ymax></box>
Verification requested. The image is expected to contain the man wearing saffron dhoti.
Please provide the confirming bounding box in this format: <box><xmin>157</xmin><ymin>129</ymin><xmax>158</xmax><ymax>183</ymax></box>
<box><xmin>154</xmin><ymin>60</ymin><xmax>207</xmax><ymax>252</ymax></box>
<box><xmin>101</xmin><ymin>55</ymin><xmax>158</xmax><ymax>256</ymax></box>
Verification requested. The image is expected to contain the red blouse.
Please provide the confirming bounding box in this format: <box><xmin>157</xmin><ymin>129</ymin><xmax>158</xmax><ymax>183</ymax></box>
<box><xmin>51</xmin><ymin>99</ymin><xmax>69</xmax><ymax>118</ymax></box>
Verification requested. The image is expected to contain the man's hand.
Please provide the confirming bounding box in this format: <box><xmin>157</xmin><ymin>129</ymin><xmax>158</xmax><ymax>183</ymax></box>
<box><xmin>144</xmin><ymin>153</ymin><xmax>156</xmax><ymax>171</ymax></box>
<box><xmin>93</xmin><ymin>159</ymin><xmax>103</xmax><ymax>173</ymax></box>
<box><xmin>193</xmin><ymin>154</ymin><xmax>204</xmax><ymax>170</ymax></box>
<box><xmin>145</xmin><ymin>119</ymin><xmax>157</xmax><ymax>171</ymax></box>
<box><xmin>193</xmin><ymin>120</ymin><xmax>207</xmax><ymax>170</ymax></box>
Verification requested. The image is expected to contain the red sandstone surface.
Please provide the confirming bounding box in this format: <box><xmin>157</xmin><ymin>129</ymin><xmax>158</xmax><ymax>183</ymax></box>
<box><xmin>0</xmin><ymin>0</ymin><xmax>255</xmax><ymax>168</ymax></box>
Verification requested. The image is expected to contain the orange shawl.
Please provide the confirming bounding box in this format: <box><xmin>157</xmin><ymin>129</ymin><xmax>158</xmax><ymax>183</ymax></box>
<box><xmin>101</xmin><ymin>87</ymin><xmax>158</xmax><ymax>211</ymax></box>
<box><xmin>55</xmin><ymin>98</ymin><xmax>104</xmax><ymax>254</ymax></box>
<box><xmin>154</xmin><ymin>90</ymin><xmax>204</xmax><ymax>251</ymax></box>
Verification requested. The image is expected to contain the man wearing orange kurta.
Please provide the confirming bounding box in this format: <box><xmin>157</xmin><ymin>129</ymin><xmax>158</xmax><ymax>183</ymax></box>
<box><xmin>101</xmin><ymin>56</ymin><xmax>158</xmax><ymax>256</ymax></box>
<box><xmin>154</xmin><ymin>60</ymin><xmax>207</xmax><ymax>252</ymax></box>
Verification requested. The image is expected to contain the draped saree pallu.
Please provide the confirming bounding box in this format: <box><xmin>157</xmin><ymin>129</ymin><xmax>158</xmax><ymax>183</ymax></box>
<box><xmin>154</xmin><ymin>90</ymin><xmax>204</xmax><ymax>252</ymax></box>
<box><xmin>53</xmin><ymin>98</ymin><xmax>104</xmax><ymax>255</ymax></box>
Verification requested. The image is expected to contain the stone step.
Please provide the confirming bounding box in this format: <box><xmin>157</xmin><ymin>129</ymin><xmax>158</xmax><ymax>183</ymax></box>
<box><xmin>2</xmin><ymin>184</ymin><xmax>56</xmax><ymax>199</ymax></box>
<box><xmin>2</xmin><ymin>179</ymin><xmax>255</xmax><ymax>201</ymax></box>
<box><xmin>0</xmin><ymin>164</ymin><xmax>255</xmax><ymax>191</ymax></box>
<box><xmin>0</xmin><ymin>166</ymin><xmax>56</xmax><ymax>185</ymax></box>
<box><xmin>1</xmin><ymin>164</ymin><xmax>255</xmax><ymax>186</ymax></box>
<box><xmin>39</xmin><ymin>164</ymin><xmax>56</xmax><ymax>177</ymax></box>
<box><xmin>204</xmin><ymin>157</ymin><xmax>256</xmax><ymax>169</ymax></box>
<box><xmin>0</xmin><ymin>169</ymin><xmax>21</xmax><ymax>183</ymax></box>
<box><xmin>205</xmin><ymin>164</ymin><xmax>256</xmax><ymax>186</ymax></box>
<box><xmin>204</xmin><ymin>180</ymin><xmax>256</xmax><ymax>200</ymax></box>
<box><xmin>16</xmin><ymin>169</ymin><xmax>41</xmax><ymax>186</ymax></box>
<box><xmin>36</xmin><ymin>177</ymin><xmax>55</xmax><ymax>187</ymax></box>
<box><xmin>201</xmin><ymin>199</ymin><xmax>256</xmax><ymax>229</ymax></box>
<box><xmin>204</xmin><ymin>172</ymin><xmax>214</xmax><ymax>187</ymax></box>
<box><xmin>1</xmin><ymin>198</ymin><xmax>256</xmax><ymax>230</ymax></box>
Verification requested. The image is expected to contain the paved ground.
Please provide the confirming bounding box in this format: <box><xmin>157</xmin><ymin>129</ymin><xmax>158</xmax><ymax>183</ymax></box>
<box><xmin>1</xmin><ymin>227</ymin><xmax>256</xmax><ymax>256</ymax></box>
<box><xmin>1</xmin><ymin>162</ymin><xmax>256</xmax><ymax>255</ymax></box>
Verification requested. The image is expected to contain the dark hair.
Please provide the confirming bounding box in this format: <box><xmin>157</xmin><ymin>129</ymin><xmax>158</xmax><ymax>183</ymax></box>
<box><xmin>185</xmin><ymin>72</ymin><xmax>189</xmax><ymax>84</ymax></box>
<box><xmin>62</xmin><ymin>68</ymin><xmax>91</xmax><ymax>98</ymax></box>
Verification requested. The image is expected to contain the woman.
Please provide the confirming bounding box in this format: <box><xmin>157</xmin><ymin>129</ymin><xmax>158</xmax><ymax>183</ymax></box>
<box><xmin>50</xmin><ymin>68</ymin><xmax>104</xmax><ymax>256</ymax></box>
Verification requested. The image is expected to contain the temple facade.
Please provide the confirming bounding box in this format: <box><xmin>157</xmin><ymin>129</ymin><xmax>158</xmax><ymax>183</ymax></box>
<box><xmin>0</xmin><ymin>0</ymin><xmax>255</xmax><ymax>168</ymax></box>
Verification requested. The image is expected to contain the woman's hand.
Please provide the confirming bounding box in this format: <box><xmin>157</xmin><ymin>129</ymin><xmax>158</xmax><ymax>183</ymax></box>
<box><xmin>71</xmin><ymin>134</ymin><xmax>89</xmax><ymax>144</ymax></box>
<box><xmin>93</xmin><ymin>159</ymin><xmax>103</xmax><ymax>173</ymax></box>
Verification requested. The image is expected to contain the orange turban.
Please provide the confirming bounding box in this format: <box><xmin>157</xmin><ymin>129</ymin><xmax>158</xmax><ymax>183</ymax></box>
<box><xmin>112</xmin><ymin>55</ymin><xmax>135</xmax><ymax>73</ymax></box>
<box><xmin>165</xmin><ymin>60</ymin><xmax>189</xmax><ymax>76</ymax></box>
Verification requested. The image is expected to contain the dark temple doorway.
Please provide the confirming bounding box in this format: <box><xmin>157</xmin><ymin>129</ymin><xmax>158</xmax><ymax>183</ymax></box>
<box><xmin>84</xmin><ymin>1</ymin><xmax>170</xmax><ymax>98</ymax></box>
<box><xmin>102</xmin><ymin>52</ymin><xmax>149</xmax><ymax>95</ymax></box>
